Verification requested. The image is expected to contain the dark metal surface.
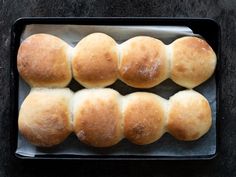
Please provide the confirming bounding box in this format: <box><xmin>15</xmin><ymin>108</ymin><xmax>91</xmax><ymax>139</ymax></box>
<box><xmin>0</xmin><ymin>1</ymin><xmax>235</xmax><ymax>176</ymax></box>
<box><xmin>11</xmin><ymin>17</ymin><xmax>220</xmax><ymax>160</ymax></box>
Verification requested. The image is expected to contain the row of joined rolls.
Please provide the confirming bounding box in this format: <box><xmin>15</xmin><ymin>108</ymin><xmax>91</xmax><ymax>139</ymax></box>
<box><xmin>18</xmin><ymin>88</ymin><xmax>212</xmax><ymax>147</ymax></box>
<box><xmin>17</xmin><ymin>33</ymin><xmax>217</xmax><ymax>89</ymax></box>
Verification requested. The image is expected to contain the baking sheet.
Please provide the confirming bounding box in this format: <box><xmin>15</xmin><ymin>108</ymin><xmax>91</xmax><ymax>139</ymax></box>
<box><xmin>16</xmin><ymin>25</ymin><xmax>216</xmax><ymax>157</ymax></box>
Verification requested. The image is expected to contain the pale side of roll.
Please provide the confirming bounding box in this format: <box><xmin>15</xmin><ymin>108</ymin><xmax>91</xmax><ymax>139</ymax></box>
<box><xmin>167</xmin><ymin>90</ymin><xmax>212</xmax><ymax>141</ymax></box>
<box><xmin>18</xmin><ymin>88</ymin><xmax>73</xmax><ymax>147</ymax></box>
<box><xmin>170</xmin><ymin>36</ymin><xmax>217</xmax><ymax>88</ymax></box>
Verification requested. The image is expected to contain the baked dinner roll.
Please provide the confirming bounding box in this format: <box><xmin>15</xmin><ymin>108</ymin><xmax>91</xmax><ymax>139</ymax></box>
<box><xmin>18</xmin><ymin>88</ymin><xmax>213</xmax><ymax>147</ymax></box>
<box><xmin>167</xmin><ymin>90</ymin><xmax>212</xmax><ymax>141</ymax></box>
<box><xmin>18</xmin><ymin>88</ymin><xmax>73</xmax><ymax>147</ymax></box>
<box><xmin>17</xmin><ymin>34</ymin><xmax>72</xmax><ymax>87</ymax></box>
<box><xmin>170</xmin><ymin>37</ymin><xmax>217</xmax><ymax>88</ymax></box>
<box><xmin>17</xmin><ymin>33</ymin><xmax>217</xmax><ymax>89</ymax></box>
<box><xmin>72</xmin><ymin>33</ymin><xmax>119</xmax><ymax>88</ymax></box>
<box><xmin>73</xmin><ymin>88</ymin><xmax>123</xmax><ymax>147</ymax></box>
<box><xmin>119</xmin><ymin>36</ymin><xmax>169</xmax><ymax>88</ymax></box>
<box><xmin>123</xmin><ymin>92</ymin><xmax>166</xmax><ymax>145</ymax></box>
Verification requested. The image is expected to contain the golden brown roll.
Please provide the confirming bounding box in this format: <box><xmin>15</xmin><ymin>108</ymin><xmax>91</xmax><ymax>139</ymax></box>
<box><xmin>167</xmin><ymin>90</ymin><xmax>212</xmax><ymax>141</ymax></box>
<box><xmin>18</xmin><ymin>88</ymin><xmax>73</xmax><ymax>147</ymax></box>
<box><xmin>123</xmin><ymin>92</ymin><xmax>166</xmax><ymax>145</ymax></box>
<box><xmin>18</xmin><ymin>88</ymin><xmax>213</xmax><ymax>147</ymax></box>
<box><xmin>73</xmin><ymin>88</ymin><xmax>123</xmax><ymax>147</ymax></box>
<box><xmin>17</xmin><ymin>34</ymin><xmax>72</xmax><ymax>87</ymax></box>
<box><xmin>119</xmin><ymin>36</ymin><xmax>169</xmax><ymax>88</ymax></box>
<box><xmin>72</xmin><ymin>33</ymin><xmax>119</xmax><ymax>88</ymax></box>
<box><xmin>170</xmin><ymin>37</ymin><xmax>217</xmax><ymax>88</ymax></box>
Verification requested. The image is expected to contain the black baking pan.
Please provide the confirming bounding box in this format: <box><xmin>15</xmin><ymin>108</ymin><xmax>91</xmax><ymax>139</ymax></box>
<box><xmin>10</xmin><ymin>17</ymin><xmax>221</xmax><ymax>160</ymax></box>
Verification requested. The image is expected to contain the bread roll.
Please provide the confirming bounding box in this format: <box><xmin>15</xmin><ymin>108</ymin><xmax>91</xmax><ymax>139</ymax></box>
<box><xmin>123</xmin><ymin>92</ymin><xmax>166</xmax><ymax>145</ymax></box>
<box><xmin>167</xmin><ymin>90</ymin><xmax>212</xmax><ymax>141</ymax></box>
<box><xmin>73</xmin><ymin>88</ymin><xmax>123</xmax><ymax>147</ymax></box>
<box><xmin>18</xmin><ymin>88</ymin><xmax>213</xmax><ymax>147</ymax></box>
<box><xmin>72</xmin><ymin>33</ymin><xmax>119</xmax><ymax>88</ymax></box>
<box><xmin>17</xmin><ymin>33</ymin><xmax>217</xmax><ymax>89</ymax></box>
<box><xmin>170</xmin><ymin>37</ymin><xmax>217</xmax><ymax>88</ymax></box>
<box><xmin>119</xmin><ymin>36</ymin><xmax>169</xmax><ymax>88</ymax></box>
<box><xmin>17</xmin><ymin>34</ymin><xmax>72</xmax><ymax>87</ymax></box>
<box><xmin>18</xmin><ymin>88</ymin><xmax>73</xmax><ymax>147</ymax></box>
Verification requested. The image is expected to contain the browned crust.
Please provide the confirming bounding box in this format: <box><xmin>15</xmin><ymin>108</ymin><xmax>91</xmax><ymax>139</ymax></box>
<box><xmin>18</xmin><ymin>89</ymin><xmax>73</xmax><ymax>147</ymax></box>
<box><xmin>167</xmin><ymin>90</ymin><xmax>212</xmax><ymax>141</ymax></box>
<box><xmin>119</xmin><ymin>36</ymin><xmax>168</xmax><ymax>88</ymax></box>
<box><xmin>72</xmin><ymin>33</ymin><xmax>118</xmax><ymax>87</ymax></box>
<box><xmin>17</xmin><ymin>33</ymin><xmax>72</xmax><ymax>87</ymax></box>
<box><xmin>123</xmin><ymin>92</ymin><xmax>166</xmax><ymax>145</ymax></box>
<box><xmin>170</xmin><ymin>37</ymin><xmax>217</xmax><ymax>88</ymax></box>
<box><xmin>73</xmin><ymin>89</ymin><xmax>122</xmax><ymax>147</ymax></box>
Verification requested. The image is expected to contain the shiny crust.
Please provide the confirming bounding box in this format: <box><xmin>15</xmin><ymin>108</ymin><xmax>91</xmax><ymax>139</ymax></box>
<box><xmin>123</xmin><ymin>92</ymin><xmax>166</xmax><ymax>145</ymax></box>
<box><xmin>17</xmin><ymin>34</ymin><xmax>72</xmax><ymax>87</ymax></box>
<box><xmin>170</xmin><ymin>37</ymin><xmax>217</xmax><ymax>88</ymax></box>
<box><xmin>119</xmin><ymin>36</ymin><xmax>169</xmax><ymax>88</ymax></box>
<box><xmin>72</xmin><ymin>33</ymin><xmax>119</xmax><ymax>88</ymax></box>
<box><xmin>73</xmin><ymin>89</ymin><xmax>123</xmax><ymax>147</ymax></box>
<box><xmin>167</xmin><ymin>90</ymin><xmax>212</xmax><ymax>141</ymax></box>
<box><xmin>18</xmin><ymin>88</ymin><xmax>73</xmax><ymax>147</ymax></box>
